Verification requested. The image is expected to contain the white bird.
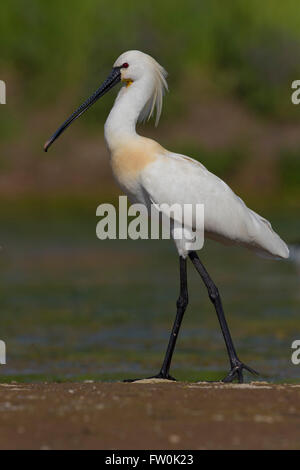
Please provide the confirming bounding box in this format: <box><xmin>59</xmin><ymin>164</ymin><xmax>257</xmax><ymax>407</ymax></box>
<box><xmin>44</xmin><ymin>50</ymin><xmax>289</xmax><ymax>383</ymax></box>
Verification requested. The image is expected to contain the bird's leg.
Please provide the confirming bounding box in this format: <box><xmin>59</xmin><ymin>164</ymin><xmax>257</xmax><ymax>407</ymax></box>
<box><xmin>188</xmin><ymin>251</ymin><xmax>259</xmax><ymax>384</ymax></box>
<box><xmin>124</xmin><ymin>256</ymin><xmax>188</xmax><ymax>382</ymax></box>
<box><xmin>156</xmin><ymin>256</ymin><xmax>189</xmax><ymax>380</ymax></box>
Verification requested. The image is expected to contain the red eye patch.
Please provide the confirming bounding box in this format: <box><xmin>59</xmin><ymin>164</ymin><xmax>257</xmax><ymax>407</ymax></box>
<box><xmin>122</xmin><ymin>62</ymin><xmax>129</xmax><ymax>68</ymax></box>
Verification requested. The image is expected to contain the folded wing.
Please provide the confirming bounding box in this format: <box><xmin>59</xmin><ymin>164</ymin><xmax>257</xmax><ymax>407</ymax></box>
<box><xmin>141</xmin><ymin>151</ymin><xmax>289</xmax><ymax>259</ymax></box>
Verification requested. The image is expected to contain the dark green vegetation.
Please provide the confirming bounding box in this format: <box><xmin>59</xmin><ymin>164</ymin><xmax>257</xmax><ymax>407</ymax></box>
<box><xmin>1</xmin><ymin>1</ymin><xmax>300</xmax><ymax>204</ymax></box>
<box><xmin>2</xmin><ymin>1</ymin><xmax>300</xmax><ymax>118</ymax></box>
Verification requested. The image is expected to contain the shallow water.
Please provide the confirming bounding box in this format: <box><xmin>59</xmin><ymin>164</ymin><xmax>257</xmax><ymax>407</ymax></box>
<box><xmin>0</xmin><ymin>207</ymin><xmax>299</xmax><ymax>383</ymax></box>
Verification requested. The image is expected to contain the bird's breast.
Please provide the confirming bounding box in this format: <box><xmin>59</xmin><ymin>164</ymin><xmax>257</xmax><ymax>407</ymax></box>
<box><xmin>110</xmin><ymin>138</ymin><xmax>166</xmax><ymax>199</ymax></box>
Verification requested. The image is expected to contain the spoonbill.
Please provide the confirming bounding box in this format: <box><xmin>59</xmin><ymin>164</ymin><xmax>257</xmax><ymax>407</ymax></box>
<box><xmin>44</xmin><ymin>50</ymin><xmax>289</xmax><ymax>383</ymax></box>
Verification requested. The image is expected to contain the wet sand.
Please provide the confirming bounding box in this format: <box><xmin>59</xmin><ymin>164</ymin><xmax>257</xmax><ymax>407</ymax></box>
<box><xmin>0</xmin><ymin>381</ymin><xmax>299</xmax><ymax>450</ymax></box>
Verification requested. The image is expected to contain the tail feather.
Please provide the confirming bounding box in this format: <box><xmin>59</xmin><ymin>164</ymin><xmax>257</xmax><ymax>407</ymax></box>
<box><xmin>247</xmin><ymin>210</ymin><xmax>289</xmax><ymax>259</ymax></box>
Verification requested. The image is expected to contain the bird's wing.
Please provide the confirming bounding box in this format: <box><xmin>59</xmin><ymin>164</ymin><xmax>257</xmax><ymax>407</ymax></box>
<box><xmin>140</xmin><ymin>151</ymin><xmax>289</xmax><ymax>259</ymax></box>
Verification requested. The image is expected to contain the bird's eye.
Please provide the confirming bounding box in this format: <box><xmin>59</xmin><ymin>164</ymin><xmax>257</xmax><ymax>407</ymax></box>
<box><xmin>122</xmin><ymin>62</ymin><xmax>129</xmax><ymax>68</ymax></box>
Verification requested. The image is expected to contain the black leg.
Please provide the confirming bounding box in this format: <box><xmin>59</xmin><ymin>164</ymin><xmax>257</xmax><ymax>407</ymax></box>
<box><xmin>124</xmin><ymin>256</ymin><xmax>188</xmax><ymax>382</ymax></box>
<box><xmin>189</xmin><ymin>251</ymin><xmax>258</xmax><ymax>383</ymax></box>
<box><xmin>158</xmin><ymin>256</ymin><xmax>189</xmax><ymax>379</ymax></box>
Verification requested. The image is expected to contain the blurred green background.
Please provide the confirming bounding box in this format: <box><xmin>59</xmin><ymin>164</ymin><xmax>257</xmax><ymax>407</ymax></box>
<box><xmin>0</xmin><ymin>1</ymin><xmax>299</xmax><ymax>383</ymax></box>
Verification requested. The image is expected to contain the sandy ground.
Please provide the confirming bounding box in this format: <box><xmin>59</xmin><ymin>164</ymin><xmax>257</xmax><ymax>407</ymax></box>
<box><xmin>0</xmin><ymin>381</ymin><xmax>299</xmax><ymax>450</ymax></box>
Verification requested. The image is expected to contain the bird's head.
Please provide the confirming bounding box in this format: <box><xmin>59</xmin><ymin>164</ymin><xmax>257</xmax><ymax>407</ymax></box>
<box><xmin>44</xmin><ymin>50</ymin><xmax>167</xmax><ymax>152</ymax></box>
<box><xmin>115</xmin><ymin>50</ymin><xmax>166</xmax><ymax>88</ymax></box>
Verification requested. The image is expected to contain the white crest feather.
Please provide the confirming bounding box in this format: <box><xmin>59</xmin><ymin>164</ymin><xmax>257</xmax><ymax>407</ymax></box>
<box><xmin>138</xmin><ymin>57</ymin><xmax>168</xmax><ymax>127</ymax></box>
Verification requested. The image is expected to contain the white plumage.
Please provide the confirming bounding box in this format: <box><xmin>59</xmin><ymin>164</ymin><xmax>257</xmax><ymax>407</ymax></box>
<box><xmin>114</xmin><ymin>50</ymin><xmax>168</xmax><ymax>126</ymax></box>
<box><xmin>142</xmin><ymin>152</ymin><xmax>289</xmax><ymax>259</ymax></box>
<box><xmin>105</xmin><ymin>50</ymin><xmax>289</xmax><ymax>261</ymax></box>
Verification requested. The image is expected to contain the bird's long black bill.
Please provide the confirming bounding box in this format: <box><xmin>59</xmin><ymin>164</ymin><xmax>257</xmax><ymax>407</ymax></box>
<box><xmin>44</xmin><ymin>67</ymin><xmax>121</xmax><ymax>152</ymax></box>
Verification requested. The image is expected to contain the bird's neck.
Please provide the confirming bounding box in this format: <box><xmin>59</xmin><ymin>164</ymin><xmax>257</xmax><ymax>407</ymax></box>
<box><xmin>104</xmin><ymin>78</ymin><xmax>152</xmax><ymax>153</ymax></box>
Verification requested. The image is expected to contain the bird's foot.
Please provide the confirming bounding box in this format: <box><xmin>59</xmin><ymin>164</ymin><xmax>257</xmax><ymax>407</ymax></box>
<box><xmin>222</xmin><ymin>359</ymin><xmax>259</xmax><ymax>384</ymax></box>
<box><xmin>124</xmin><ymin>372</ymin><xmax>176</xmax><ymax>383</ymax></box>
